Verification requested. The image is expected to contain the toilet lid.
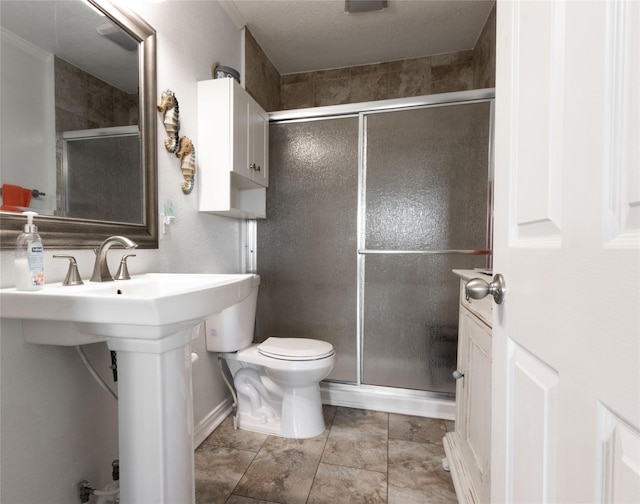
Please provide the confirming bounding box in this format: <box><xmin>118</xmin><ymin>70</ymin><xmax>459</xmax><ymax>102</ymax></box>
<box><xmin>258</xmin><ymin>337</ymin><xmax>335</xmax><ymax>361</ymax></box>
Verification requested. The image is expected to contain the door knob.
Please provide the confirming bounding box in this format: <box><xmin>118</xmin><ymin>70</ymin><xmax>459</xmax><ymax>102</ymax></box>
<box><xmin>452</xmin><ymin>370</ymin><xmax>464</xmax><ymax>380</ymax></box>
<box><xmin>465</xmin><ymin>274</ymin><xmax>506</xmax><ymax>304</ymax></box>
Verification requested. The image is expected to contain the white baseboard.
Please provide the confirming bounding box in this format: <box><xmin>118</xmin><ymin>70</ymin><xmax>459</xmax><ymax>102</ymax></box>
<box><xmin>443</xmin><ymin>431</ymin><xmax>481</xmax><ymax>504</ymax></box>
<box><xmin>320</xmin><ymin>382</ymin><xmax>455</xmax><ymax>420</ymax></box>
<box><xmin>194</xmin><ymin>383</ymin><xmax>454</xmax><ymax>448</ymax></box>
<box><xmin>193</xmin><ymin>397</ymin><xmax>233</xmax><ymax>448</ymax></box>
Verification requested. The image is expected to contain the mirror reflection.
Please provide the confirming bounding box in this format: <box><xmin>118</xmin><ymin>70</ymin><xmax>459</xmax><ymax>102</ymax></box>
<box><xmin>1</xmin><ymin>0</ymin><xmax>141</xmax><ymax>223</ymax></box>
<box><xmin>0</xmin><ymin>0</ymin><xmax>157</xmax><ymax>249</ymax></box>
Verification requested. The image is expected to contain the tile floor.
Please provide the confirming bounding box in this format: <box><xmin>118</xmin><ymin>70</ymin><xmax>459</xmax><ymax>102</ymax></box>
<box><xmin>195</xmin><ymin>406</ymin><xmax>457</xmax><ymax>504</ymax></box>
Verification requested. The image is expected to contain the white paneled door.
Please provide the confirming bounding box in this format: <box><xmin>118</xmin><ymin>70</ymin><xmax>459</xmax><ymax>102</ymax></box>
<box><xmin>493</xmin><ymin>1</ymin><xmax>639</xmax><ymax>502</ymax></box>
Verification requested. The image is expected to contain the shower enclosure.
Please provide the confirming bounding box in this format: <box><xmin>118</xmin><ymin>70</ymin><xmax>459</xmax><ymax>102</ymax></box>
<box><xmin>256</xmin><ymin>91</ymin><xmax>493</xmax><ymax>399</ymax></box>
<box><xmin>61</xmin><ymin>125</ymin><xmax>142</xmax><ymax>223</ymax></box>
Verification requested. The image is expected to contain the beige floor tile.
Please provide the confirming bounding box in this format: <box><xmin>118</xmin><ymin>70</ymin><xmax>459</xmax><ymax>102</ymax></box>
<box><xmin>196</xmin><ymin>409</ymin><xmax>458</xmax><ymax>504</ymax></box>
<box><xmin>233</xmin><ymin>435</ymin><xmax>327</xmax><ymax>504</ymax></box>
<box><xmin>332</xmin><ymin>407</ymin><xmax>389</xmax><ymax>436</ymax></box>
<box><xmin>201</xmin><ymin>416</ymin><xmax>268</xmax><ymax>452</ymax></box>
<box><xmin>307</xmin><ymin>463</ymin><xmax>387</xmax><ymax>504</ymax></box>
<box><xmin>387</xmin><ymin>439</ymin><xmax>456</xmax><ymax>504</ymax></box>
<box><xmin>321</xmin><ymin>432</ymin><xmax>388</xmax><ymax>473</ymax></box>
<box><xmin>322</xmin><ymin>404</ymin><xmax>338</xmax><ymax>429</ymax></box>
<box><xmin>444</xmin><ymin>419</ymin><xmax>455</xmax><ymax>432</ymax></box>
<box><xmin>195</xmin><ymin>445</ymin><xmax>257</xmax><ymax>504</ymax></box>
<box><xmin>320</xmin><ymin>407</ymin><xmax>388</xmax><ymax>472</ymax></box>
<box><xmin>226</xmin><ymin>495</ymin><xmax>280</xmax><ymax>504</ymax></box>
<box><xmin>388</xmin><ymin>413</ymin><xmax>448</xmax><ymax>445</ymax></box>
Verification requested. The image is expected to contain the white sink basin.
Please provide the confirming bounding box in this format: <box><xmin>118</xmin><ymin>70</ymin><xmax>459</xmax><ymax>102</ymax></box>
<box><xmin>0</xmin><ymin>273</ymin><xmax>259</xmax><ymax>343</ymax></box>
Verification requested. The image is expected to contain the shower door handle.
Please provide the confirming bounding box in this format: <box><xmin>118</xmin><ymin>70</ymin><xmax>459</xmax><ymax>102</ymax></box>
<box><xmin>465</xmin><ymin>274</ymin><xmax>506</xmax><ymax>304</ymax></box>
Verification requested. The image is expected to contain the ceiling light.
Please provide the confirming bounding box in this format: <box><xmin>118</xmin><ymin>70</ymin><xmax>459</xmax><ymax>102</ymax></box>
<box><xmin>96</xmin><ymin>22</ymin><xmax>138</xmax><ymax>52</ymax></box>
<box><xmin>345</xmin><ymin>0</ymin><xmax>388</xmax><ymax>13</ymax></box>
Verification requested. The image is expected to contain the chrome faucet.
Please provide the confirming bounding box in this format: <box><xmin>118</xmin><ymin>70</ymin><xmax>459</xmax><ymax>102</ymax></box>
<box><xmin>90</xmin><ymin>236</ymin><xmax>138</xmax><ymax>282</ymax></box>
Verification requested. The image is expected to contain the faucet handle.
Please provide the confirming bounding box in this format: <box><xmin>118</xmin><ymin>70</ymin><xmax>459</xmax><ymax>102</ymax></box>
<box><xmin>114</xmin><ymin>254</ymin><xmax>136</xmax><ymax>280</ymax></box>
<box><xmin>53</xmin><ymin>255</ymin><xmax>84</xmax><ymax>286</ymax></box>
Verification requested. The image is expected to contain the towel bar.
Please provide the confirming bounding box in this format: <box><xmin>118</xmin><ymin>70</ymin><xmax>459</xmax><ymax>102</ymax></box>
<box><xmin>0</xmin><ymin>188</ymin><xmax>45</xmax><ymax>198</ymax></box>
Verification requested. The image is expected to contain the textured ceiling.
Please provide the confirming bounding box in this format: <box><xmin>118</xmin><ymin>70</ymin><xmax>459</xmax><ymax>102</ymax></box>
<box><xmin>1</xmin><ymin>1</ymin><xmax>495</xmax><ymax>90</ymax></box>
<box><xmin>224</xmin><ymin>0</ymin><xmax>495</xmax><ymax>75</ymax></box>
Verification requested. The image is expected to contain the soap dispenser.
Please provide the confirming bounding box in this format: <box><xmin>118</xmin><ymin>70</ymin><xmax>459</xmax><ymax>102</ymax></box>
<box><xmin>15</xmin><ymin>211</ymin><xmax>44</xmax><ymax>291</ymax></box>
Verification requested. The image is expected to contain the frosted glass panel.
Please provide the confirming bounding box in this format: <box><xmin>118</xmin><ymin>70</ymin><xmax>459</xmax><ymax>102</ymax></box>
<box><xmin>260</xmin><ymin>98</ymin><xmax>492</xmax><ymax>392</ymax></box>
<box><xmin>364</xmin><ymin>102</ymin><xmax>491</xmax><ymax>251</ymax></box>
<box><xmin>362</xmin><ymin>101</ymin><xmax>492</xmax><ymax>393</ymax></box>
<box><xmin>256</xmin><ymin>118</ymin><xmax>359</xmax><ymax>383</ymax></box>
<box><xmin>362</xmin><ymin>254</ymin><xmax>485</xmax><ymax>393</ymax></box>
<box><xmin>64</xmin><ymin>133</ymin><xmax>142</xmax><ymax>223</ymax></box>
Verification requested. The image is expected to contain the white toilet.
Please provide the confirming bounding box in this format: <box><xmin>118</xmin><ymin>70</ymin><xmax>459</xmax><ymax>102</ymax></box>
<box><xmin>205</xmin><ymin>275</ymin><xmax>336</xmax><ymax>439</ymax></box>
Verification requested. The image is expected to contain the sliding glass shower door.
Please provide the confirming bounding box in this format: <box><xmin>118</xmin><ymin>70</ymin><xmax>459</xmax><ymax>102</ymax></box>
<box><xmin>258</xmin><ymin>96</ymin><xmax>492</xmax><ymax>395</ymax></box>
<box><xmin>360</xmin><ymin>102</ymin><xmax>491</xmax><ymax>394</ymax></box>
<box><xmin>256</xmin><ymin>117</ymin><xmax>360</xmax><ymax>383</ymax></box>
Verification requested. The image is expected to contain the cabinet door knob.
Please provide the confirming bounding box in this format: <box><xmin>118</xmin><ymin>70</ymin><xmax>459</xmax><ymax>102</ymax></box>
<box><xmin>256</xmin><ymin>165</ymin><xmax>261</xmax><ymax>172</ymax></box>
<box><xmin>453</xmin><ymin>370</ymin><xmax>464</xmax><ymax>380</ymax></box>
<box><xmin>465</xmin><ymin>273</ymin><xmax>506</xmax><ymax>304</ymax></box>
<box><xmin>250</xmin><ymin>163</ymin><xmax>257</xmax><ymax>170</ymax></box>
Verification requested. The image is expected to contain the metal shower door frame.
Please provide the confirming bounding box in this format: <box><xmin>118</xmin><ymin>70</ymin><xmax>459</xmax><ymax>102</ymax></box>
<box><xmin>267</xmin><ymin>89</ymin><xmax>495</xmax><ymax>389</ymax></box>
<box><xmin>356</xmin><ymin>97</ymin><xmax>495</xmax><ymax>388</ymax></box>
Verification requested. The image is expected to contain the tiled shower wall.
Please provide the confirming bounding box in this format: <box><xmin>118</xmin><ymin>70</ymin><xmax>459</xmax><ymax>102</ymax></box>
<box><xmin>54</xmin><ymin>57</ymin><xmax>138</xmax><ymax>215</ymax></box>
<box><xmin>245</xmin><ymin>29</ymin><xmax>282</xmax><ymax>113</ymax></box>
<box><xmin>245</xmin><ymin>3</ymin><xmax>496</xmax><ymax>112</ymax></box>
<box><xmin>54</xmin><ymin>57</ymin><xmax>138</xmax><ymax>132</ymax></box>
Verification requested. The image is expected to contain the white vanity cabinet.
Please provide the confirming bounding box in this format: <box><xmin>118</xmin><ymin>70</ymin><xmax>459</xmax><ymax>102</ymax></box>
<box><xmin>197</xmin><ymin>78</ymin><xmax>269</xmax><ymax>218</ymax></box>
<box><xmin>444</xmin><ymin>269</ymin><xmax>492</xmax><ymax>504</ymax></box>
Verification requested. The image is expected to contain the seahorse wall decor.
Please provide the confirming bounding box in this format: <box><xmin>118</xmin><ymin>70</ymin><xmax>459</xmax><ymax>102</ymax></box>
<box><xmin>176</xmin><ymin>136</ymin><xmax>196</xmax><ymax>195</ymax></box>
<box><xmin>157</xmin><ymin>89</ymin><xmax>180</xmax><ymax>153</ymax></box>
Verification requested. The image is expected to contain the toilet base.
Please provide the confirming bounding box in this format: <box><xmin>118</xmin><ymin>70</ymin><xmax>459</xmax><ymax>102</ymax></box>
<box><xmin>236</xmin><ymin>411</ymin><xmax>326</xmax><ymax>439</ymax></box>
<box><xmin>236</xmin><ymin>412</ymin><xmax>283</xmax><ymax>437</ymax></box>
<box><xmin>222</xmin><ymin>347</ymin><xmax>334</xmax><ymax>439</ymax></box>
<box><xmin>235</xmin><ymin>385</ymin><xmax>327</xmax><ymax>439</ymax></box>
<box><xmin>279</xmin><ymin>384</ymin><xmax>326</xmax><ymax>438</ymax></box>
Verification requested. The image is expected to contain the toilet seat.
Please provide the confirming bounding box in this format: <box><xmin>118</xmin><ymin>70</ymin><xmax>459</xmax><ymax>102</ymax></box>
<box><xmin>258</xmin><ymin>337</ymin><xmax>334</xmax><ymax>361</ymax></box>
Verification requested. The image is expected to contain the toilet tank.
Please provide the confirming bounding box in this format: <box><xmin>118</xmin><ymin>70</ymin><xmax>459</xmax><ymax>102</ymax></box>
<box><xmin>204</xmin><ymin>281</ymin><xmax>259</xmax><ymax>352</ymax></box>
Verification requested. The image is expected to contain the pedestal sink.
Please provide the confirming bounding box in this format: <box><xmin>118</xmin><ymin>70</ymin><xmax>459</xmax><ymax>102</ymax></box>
<box><xmin>0</xmin><ymin>273</ymin><xmax>260</xmax><ymax>503</ymax></box>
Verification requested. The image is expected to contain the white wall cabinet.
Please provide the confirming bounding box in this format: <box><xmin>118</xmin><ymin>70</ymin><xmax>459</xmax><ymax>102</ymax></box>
<box><xmin>197</xmin><ymin>78</ymin><xmax>269</xmax><ymax>219</ymax></box>
<box><xmin>444</xmin><ymin>269</ymin><xmax>492</xmax><ymax>504</ymax></box>
<box><xmin>248</xmin><ymin>98</ymin><xmax>268</xmax><ymax>187</ymax></box>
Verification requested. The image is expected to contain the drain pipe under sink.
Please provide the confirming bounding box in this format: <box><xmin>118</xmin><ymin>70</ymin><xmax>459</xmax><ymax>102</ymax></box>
<box><xmin>76</xmin><ymin>346</ymin><xmax>118</xmax><ymax>401</ymax></box>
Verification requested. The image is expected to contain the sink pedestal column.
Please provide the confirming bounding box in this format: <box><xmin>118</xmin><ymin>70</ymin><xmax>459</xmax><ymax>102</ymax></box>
<box><xmin>107</xmin><ymin>327</ymin><xmax>198</xmax><ymax>504</ymax></box>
